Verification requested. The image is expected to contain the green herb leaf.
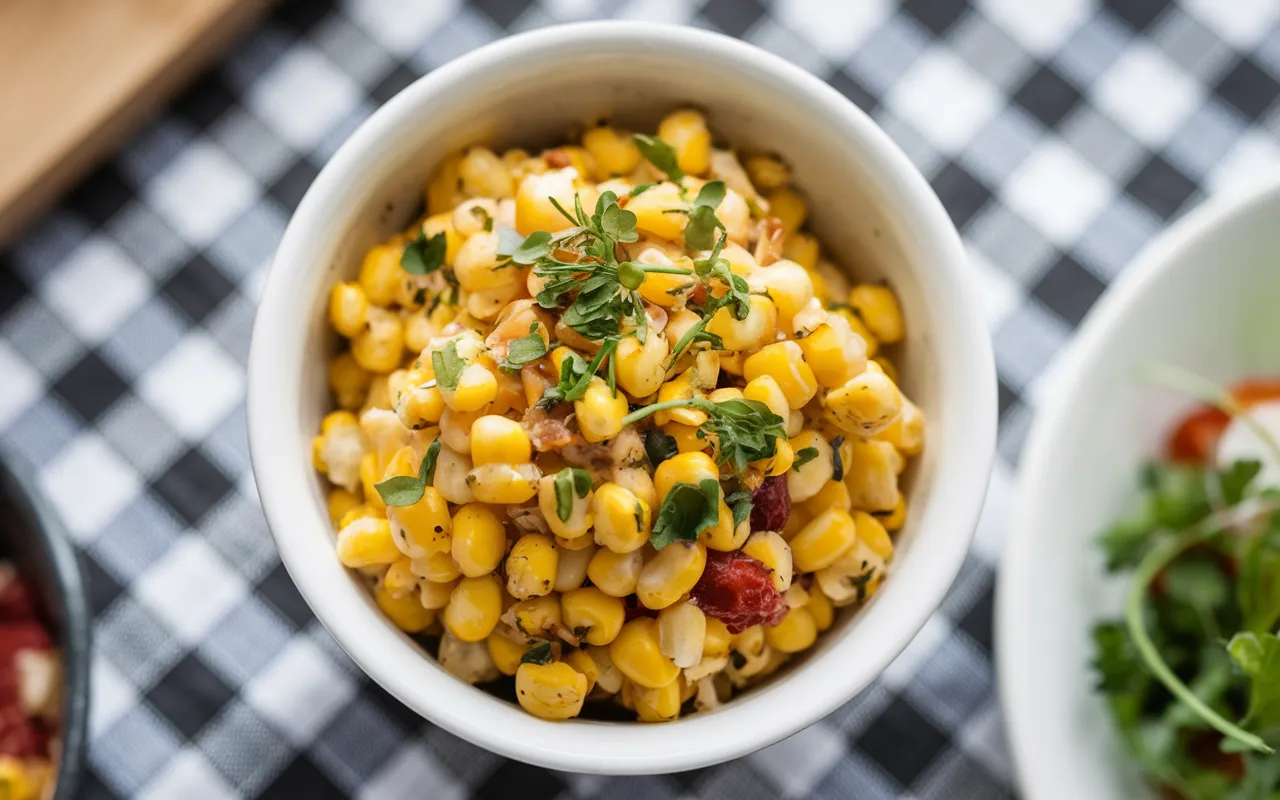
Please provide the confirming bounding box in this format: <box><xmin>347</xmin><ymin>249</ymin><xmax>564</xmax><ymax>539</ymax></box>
<box><xmin>499</xmin><ymin>324</ymin><xmax>547</xmax><ymax>370</ymax></box>
<box><xmin>374</xmin><ymin>475</ymin><xmax>426</xmax><ymax>507</ymax></box>
<box><xmin>470</xmin><ymin>205</ymin><xmax>494</xmax><ymax>232</ymax></box>
<box><xmin>726</xmin><ymin>489</ymin><xmax>754</xmax><ymax>531</ymax></box>
<box><xmin>692</xmin><ymin>180</ymin><xmax>725</xmax><ymax>210</ymax></box>
<box><xmin>431</xmin><ymin>340</ymin><xmax>465</xmax><ymax>391</ymax></box>
<box><xmin>1228</xmin><ymin>632</ymin><xmax>1280</xmax><ymax>729</ymax></box>
<box><xmin>831</xmin><ymin>436</ymin><xmax>846</xmax><ymax>481</ymax></box>
<box><xmin>644</xmin><ymin>429</ymin><xmax>679</xmax><ymax>467</ymax></box>
<box><xmin>520</xmin><ymin>641</ymin><xmax>553</xmax><ymax>665</ymax></box>
<box><xmin>622</xmin><ymin>397</ymin><xmax>785</xmax><ymax>475</ymax></box>
<box><xmin>401</xmin><ymin>231</ymin><xmax>447</xmax><ymax>275</ymax></box>
<box><xmin>651</xmin><ymin>479</ymin><xmax>720</xmax><ymax>550</ymax></box>
<box><xmin>418</xmin><ymin>438</ymin><xmax>441</xmax><ymax>487</ymax></box>
<box><xmin>501</xmin><ymin>230</ymin><xmax>553</xmax><ymax>265</ymax></box>
<box><xmin>848</xmin><ymin>567</ymin><xmax>877</xmax><ymax>603</ymax></box>
<box><xmin>628</xmin><ymin>182</ymin><xmax>657</xmax><ymax>197</ymax></box>
<box><xmin>539</xmin><ymin>337</ymin><xmax>619</xmax><ymax>407</ymax></box>
<box><xmin>632</xmin><ymin>134</ymin><xmax>684</xmax><ymax>181</ymax></box>
<box><xmin>552</xmin><ymin>468</ymin><xmax>592</xmax><ymax>523</ymax></box>
<box><xmin>793</xmin><ymin>447</ymin><xmax>819</xmax><ymax>472</ymax></box>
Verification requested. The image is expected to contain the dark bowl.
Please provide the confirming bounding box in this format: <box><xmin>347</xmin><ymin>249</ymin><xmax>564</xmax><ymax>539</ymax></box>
<box><xmin>0</xmin><ymin>457</ymin><xmax>90</xmax><ymax>800</ymax></box>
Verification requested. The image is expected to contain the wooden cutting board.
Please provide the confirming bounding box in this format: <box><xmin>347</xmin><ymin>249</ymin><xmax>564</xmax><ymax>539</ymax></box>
<box><xmin>0</xmin><ymin>0</ymin><xmax>271</xmax><ymax>244</ymax></box>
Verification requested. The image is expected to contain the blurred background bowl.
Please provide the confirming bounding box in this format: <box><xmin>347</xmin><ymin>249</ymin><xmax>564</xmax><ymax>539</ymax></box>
<box><xmin>0</xmin><ymin>457</ymin><xmax>91</xmax><ymax>800</ymax></box>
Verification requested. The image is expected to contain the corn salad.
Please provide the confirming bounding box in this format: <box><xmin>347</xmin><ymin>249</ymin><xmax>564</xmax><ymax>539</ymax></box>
<box><xmin>313</xmin><ymin>110</ymin><xmax>924</xmax><ymax>722</ymax></box>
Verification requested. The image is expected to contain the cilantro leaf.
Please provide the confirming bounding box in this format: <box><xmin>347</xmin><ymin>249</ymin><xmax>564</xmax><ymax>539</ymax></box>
<box><xmin>431</xmin><ymin>340</ymin><xmax>465</xmax><ymax>391</ymax></box>
<box><xmin>793</xmin><ymin>447</ymin><xmax>819</xmax><ymax>471</ymax></box>
<box><xmin>401</xmin><ymin>231</ymin><xmax>447</xmax><ymax>275</ymax></box>
<box><xmin>419</xmin><ymin>438</ymin><xmax>441</xmax><ymax>486</ymax></box>
<box><xmin>499</xmin><ymin>324</ymin><xmax>547</xmax><ymax>370</ymax></box>
<box><xmin>644</xmin><ymin>429</ymin><xmax>679</xmax><ymax>468</ymax></box>
<box><xmin>553</xmin><ymin>468</ymin><xmax>591</xmax><ymax>522</ymax></box>
<box><xmin>651</xmin><ymin>479</ymin><xmax>721</xmax><ymax>550</ymax></box>
<box><xmin>374</xmin><ymin>476</ymin><xmax>425</xmax><ymax>507</ymax></box>
<box><xmin>509</xmin><ymin>230</ymin><xmax>553</xmax><ymax>265</ymax></box>
<box><xmin>632</xmin><ymin>134</ymin><xmax>684</xmax><ymax>181</ymax></box>
<box><xmin>1229</xmin><ymin>632</ymin><xmax>1280</xmax><ymax>730</ymax></box>
<box><xmin>470</xmin><ymin>205</ymin><xmax>494</xmax><ymax>232</ymax></box>
<box><xmin>520</xmin><ymin>641</ymin><xmax>553</xmax><ymax>665</ymax></box>
<box><xmin>701</xmin><ymin>399</ymin><xmax>787</xmax><ymax>474</ymax></box>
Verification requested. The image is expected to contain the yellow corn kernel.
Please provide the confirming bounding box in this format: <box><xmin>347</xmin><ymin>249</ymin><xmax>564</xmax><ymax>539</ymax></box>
<box><xmin>816</xmin><ymin>540</ymin><xmax>885</xmax><ymax>606</ymax></box>
<box><xmin>396</xmin><ymin>382</ymin><xmax>446</xmax><ymax>430</ymax></box>
<box><xmin>426</xmin><ymin>154</ymin><xmax>463</xmax><ymax>215</ymax></box>
<box><xmin>854</xmin><ymin>510</ymin><xmax>894</xmax><ymax>560</ymax></box>
<box><xmin>658</xmin><ymin>109</ymin><xmax>712</xmax><ymax>176</ymax></box>
<box><xmin>336</xmin><ymin>517</ymin><xmax>401</xmax><ymax>568</ymax></box>
<box><xmin>610</xmin><ymin>618</ymin><xmax>680</xmax><ymax>688</ymax></box>
<box><xmin>352</xmin><ymin>309</ymin><xmax>405</xmax><ymax>374</ymax></box>
<box><xmin>444</xmin><ymin>575</ymin><xmax>503</xmax><ymax>641</ymax></box>
<box><xmin>433</xmin><ymin>444</ymin><xmax>475</xmax><ymax>505</ymax></box>
<box><xmin>701</xmin><ymin>499</ymin><xmax>749</xmax><ymax>552</ymax></box>
<box><xmin>588</xmin><ymin>645</ymin><xmax>624</xmax><ymax>694</ymax></box>
<box><xmin>875</xmin><ymin>496</ymin><xmax>907</xmax><ymax>531</ymax></box>
<box><xmin>411</xmin><ymin>549</ymin><xmax>461</xmax><ymax>583</ymax></box>
<box><xmin>561</xmin><ymin>587</ymin><xmax>626</xmax><ymax>646</ymax></box>
<box><xmin>743</xmin><ymin>341</ymin><xmax>817</xmax><ymax>409</ymax></box>
<box><xmin>327</xmin><ymin>489</ymin><xmax>361</xmax><ymax>527</ymax></box>
<box><xmin>765</xmin><ymin>187</ymin><xmax>807</xmax><ymax>235</ymax></box>
<box><xmin>653</xmin><ymin>451</ymin><xmax>719</xmax><ymax>505</ymax></box>
<box><xmin>450</xmin><ymin>503</ymin><xmax>506</xmax><ymax>577</ymax></box>
<box><xmin>439</xmin><ymin>406</ymin><xmax>484</xmax><ymax>453</ymax></box>
<box><xmin>875</xmin><ymin>398</ymin><xmax>924</xmax><ymax>456</ymax></box>
<box><xmin>745</xmin><ymin>154</ymin><xmax>790</xmax><ymax>190</ymax></box>
<box><xmin>741</xmin><ymin>531</ymin><xmax>793</xmax><ymax>592</ymax></box>
<box><xmin>459</xmin><ymin>146</ymin><xmax>514</xmax><ymax>198</ymax></box>
<box><xmin>823</xmin><ymin>371</ymin><xmax>903</xmax><ymax>437</ymax></box>
<box><xmin>419</xmin><ymin>577</ymin><xmax>457</xmax><ymax>610</ymax></box>
<box><xmin>807</xmin><ymin>587</ymin><xmax>835</xmax><ymax>631</ymax></box>
<box><xmin>731</xmin><ymin>625</ymin><xmax>765</xmax><ymax>658</ymax></box>
<box><xmin>375</xmin><ymin>581</ymin><xmax>434</xmax><ymax>632</ymax></box>
<box><xmin>562</xmin><ymin>648</ymin><xmax>599</xmax><ymax>694</ymax></box>
<box><xmin>422</xmin><ymin>212</ymin><xmax>464</xmax><ymax>265</ymax></box>
<box><xmin>848</xmin><ymin>284</ymin><xmax>904</xmax><ymax>344</ymax></box>
<box><xmin>703</xmin><ymin>617</ymin><xmax>732</xmax><ymax>659</ymax></box>
<box><xmin>470</xmin><ymin>415</ymin><xmax>532</xmax><ymax>465</ymax></box>
<box><xmin>536</xmin><ymin>472</ymin><xmax>594</xmax><ymax>539</ymax></box>
<box><xmin>556</xmin><ymin>533</ymin><xmax>594</xmax><ymax>551</ymax></box>
<box><xmin>790</xmin><ymin>508</ymin><xmax>857</xmax><ymax>572</ymax></box>
<box><xmin>803</xmin><ymin>480</ymin><xmax>852</xmax><ymax>519</ymax></box>
<box><xmin>574</xmin><ymin>377</ymin><xmax>628</xmax><ymax>443</ymax></box>
<box><xmin>657</xmin><ymin>600</ymin><xmax>706</xmax><ymax>669</ymax></box>
<box><xmin>321</xmin><ymin>410</ymin><xmax>358</xmax><ymax>434</ymax></box>
<box><xmin>746</xmin><ymin>260</ymin><xmax>814</xmax><ymax>324</ymax></box>
<box><xmin>636</xmin><ymin>541</ymin><xmax>707</xmax><ymax>610</ymax></box>
<box><xmin>338</xmin><ymin>503</ymin><xmax>375</xmax><ymax>530</ymax></box>
<box><xmin>467</xmin><ymin>462</ymin><xmax>540</xmax><ymax>504</ymax></box>
<box><xmin>798</xmin><ymin>323</ymin><xmax>861</xmax><ymax>389</ymax></box>
<box><xmin>516</xmin><ymin>661</ymin><xmax>588</xmax><ymax>720</ymax></box>
<box><xmin>446</xmin><ymin>364</ymin><xmax>500</xmax><ymax>413</ymax></box>
<box><xmin>487</xmin><ymin>631</ymin><xmax>525</xmax><ymax>676</ymax></box>
<box><xmin>554</xmin><ymin>544</ymin><xmax>595</xmax><ymax>592</ymax></box>
<box><xmin>611</xmin><ymin>465</ymin><xmax>656</xmax><ymax>511</ymax></box>
<box><xmin>586</xmin><ymin>548</ymin><xmax>643</xmax><ymax>598</ymax></box>
<box><xmin>704</xmin><ymin>295</ymin><xmax>778</xmax><ymax>352</ymax></box>
<box><xmin>329</xmin><ymin>282</ymin><xmax>368</xmax><ymax>338</ymax></box>
<box><xmin>358</xmin><ymin>243</ymin><xmax>403</xmax><ymax>307</ymax></box>
<box><xmin>663</xmin><ymin>422</ymin><xmax>709</xmax><ymax>454</ymax></box>
<box><xmin>628</xmin><ymin>182</ymin><xmax>689</xmax><ymax>242</ymax></box>
<box><xmin>742</xmin><ymin>375</ymin><xmax>790</xmax><ymax>421</ymax></box>
<box><xmin>614</xmin><ymin>330</ymin><xmax>670</xmax><ymax>398</ymax></box>
<box><xmin>592</xmin><ymin>483</ymin><xmax>650</xmax><ymax>553</ymax></box>
<box><xmin>582</xmin><ymin>125</ymin><xmax>642</xmax><ymax>178</ymax></box>
<box><xmin>765</xmin><ymin>438</ymin><xmax>795</xmax><ymax>477</ymax></box>
<box><xmin>329</xmin><ymin>352</ymin><xmax>372</xmax><ymax>410</ymax></box>
<box><xmin>360</xmin><ymin>452</ymin><xmax>385</xmax><ymax>512</ymax></box>
<box><xmin>506</xmin><ymin>533</ymin><xmax>559</xmax><ymax>600</ymax></box>
<box><xmin>515</xmin><ymin>168</ymin><xmax>581</xmax><ymax>235</ymax></box>
<box><xmin>389</xmin><ymin>484</ymin><xmax>452</xmax><ymax>560</ymax></box>
<box><xmin>783</xmin><ymin>232</ymin><xmax>819</xmax><ymax>270</ymax></box>
<box><xmin>764</xmin><ymin>606</ymin><xmax>817</xmax><ymax>653</ymax></box>
<box><xmin>382</xmin><ymin>557</ymin><xmax>418</xmax><ymax>598</ymax></box>
<box><xmin>872</xmin><ymin>356</ymin><xmax>897</xmax><ymax>384</ymax></box>
<box><xmin>655</xmin><ymin>371</ymin><xmax>707</xmax><ymax>428</ymax></box>
<box><xmin>787</xmin><ymin>430</ymin><xmax>834</xmax><ymax>502</ymax></box>
<box><xmin>510</xmin><ymin>594</ymin><xmax>562</xmax><ymax>638</ymax></box>
<box><xmin>633</xmin><ymin>678</ymin><xmax>682</xmax><ymax>722</ymax></box>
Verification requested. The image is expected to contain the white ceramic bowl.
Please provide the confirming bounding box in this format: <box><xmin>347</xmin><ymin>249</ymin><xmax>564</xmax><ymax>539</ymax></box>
<box><xmin>998</xmin><ymin>178</ymin><xmax>1280</xmax><ymax>798</ymax></box>
<box><xmin>248</xmin><ymin>21</ymin><xmax>995</xmax><ymax>774</ymax></box>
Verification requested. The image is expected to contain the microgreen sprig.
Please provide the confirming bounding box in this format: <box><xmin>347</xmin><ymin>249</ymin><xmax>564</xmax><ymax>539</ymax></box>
<box><xmin>621</xmin><ymin>398</ymin><xmax>787</xmax><ymax>474</ymax></box>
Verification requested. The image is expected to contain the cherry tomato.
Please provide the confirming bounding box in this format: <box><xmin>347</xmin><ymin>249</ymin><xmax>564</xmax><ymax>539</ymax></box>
<box><xmin>1163</xmin><ymin>376</ymin><xmax>1280</xmax><ymax>464</ymax></box>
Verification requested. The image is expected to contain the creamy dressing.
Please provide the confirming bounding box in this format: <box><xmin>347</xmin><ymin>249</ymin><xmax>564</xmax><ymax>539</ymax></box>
<box><xmin>1216</xmin><ymin>400</ymin><xmax>1280</xmax><ymax>488</ymax></box>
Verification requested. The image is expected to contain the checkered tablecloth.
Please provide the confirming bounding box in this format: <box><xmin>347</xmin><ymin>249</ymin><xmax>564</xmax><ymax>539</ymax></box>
<box><xmin>3</xmin><ymin>0</ymin><xmax>1280</xmax><ymax>797</ymax></box>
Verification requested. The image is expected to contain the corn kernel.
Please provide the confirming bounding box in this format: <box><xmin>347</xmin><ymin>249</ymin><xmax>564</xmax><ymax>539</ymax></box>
<box><xmin>807</xmin><ymin>588</ymin><xmax>835</xmax><ymax>631</ymax></box>
<box><xmin>470</xmin><ymin>415</ymin><xmax>532</xmax><ymax>465</ymax></box>
<box><xmin>574</xmin><ymin>377</ymin><xmax>627</xmax><ymax>443</ymax></box>
<box><xmin>704</xmin><ymin>295</ymin><xmax>777</xmax><ymax>352</ymax></box>
<box><xmin>743</xmin><ymin>341</ymin><xmax>817</xmax><ymax>409</ymax></box>
<box><xmin>506</xmin><ymin>533</ymin><xmax>559</xmax><ymax>599</ymax></box>
<box><xmin>586</xmin><ymin>548</ymin><xmax>643</xmax><ymax>598</ymax></box>
<box><xmin>450</xmin><ymin>503</ymin><xmax>506</xmax><ymax>577</ymax></box>
<box><xmin>636</xmin><ymin>541</ymin><xmax>706</xmax><ymax>610</ymax></box>
<box><xmin>459</xmin><ymin>146</ymin><xmax>514</xmax><ymax>198</ymax></box>
<box><xmin>336</xmin><ymin>517</ymin><xmax>401</xmax><ymax>568</ymax></box>
<box><xmin>764</xmin><ymin>607</ymin><xmax>817</xmax><ymax>653</ymax></box>
<box><xmin>582</xmin><ymin>126</ymin><xmax>642</xmax><ymax>178</ymax></box>
<box><xmin>444</xmin><ymin>575</ymin><xmax>503</xmax><ymax>641</ymax></box>
<box><xmin>515</xmin><ymin>168</ymin><xmax>580</xmax><ymax>236</ymax></box>
<box><xmin>411</xmin><ymin>550</ymin><xmax>461</xmax><ymax>583</ymax></box>
<box><xmin>420</xmin><ymin>578</ymin><xmax>457</xmax><ymax>610</ymax></box>
<box><xmin>329</xmin><ymin>282</ymin><xmax>368</xmax><ymax>338</ymax></box>
<box><xmin>787</xmin><ymin>430</ymin><xmax>834</xmax><ymax>502</ymax></box>
<box><xmin>359</xmin><ymin>243</ymin><xmax>402</xmax><ymax>307</ymax></box>
<box><xmin>563</xmin><ymin>648</ymin><xmax>599</xmax><ymax>694</ymax></box>
<box><xmin>783</xmin><ymin>232</ymin><xmax>819</xmax><ymax>270</ymax></box>
<box><xmin>844</xmin><ymin>439</ymin><xmax>901</xmax><ymax>512</ymax></box>
<box><xmin>516</xmin><ymin>662</ymin><xmax>587</xmax><ymax>720</ymax></box>
<box><xmin>538</xmin><ymin>472</ymin><xmax>594</xmax><ymax>539</ymax></box>
<box><xmin>653</xmin><ymin>451</ymin><xmax>719</xmax><ymax>506</ymax></box>
<box><xmin>848</xmin><ymin>284</ymin><xmax>904</xmax><ymax>344</ymax></box>
<box><xmin>487</xmin><ymin>631</ymin><xmax>525</xmax><ymax>676</ymax></box>
<box><xmin>352</xmin><ymin>309</ymin><xmax>405</xmax><ymax>374</ymax></box>
<box><xmin>823</xmin><ymin>371</ymin><xmax>903</xmax><ymax>437</ymax></box>
<box><xmin>554</xmin><ymin>544</ymin><xmax>595</xmax><ymax>592</ymax></box>
<box><xmin>610</xmin><ymin>618</ymin><xmax>680</xmax><ymax>689</ymax></box>
<box><xmin>740</xmin><ymin>531</ymin><xmax>793</xmax><ymax>592</ymax></box>
<box><xmin>510</xmin><ymin>595</ymin><xmax>562</xmax><ymax>638</ymax></box>
<box><xmin>329</xmin><ymin>352</ymin><xmax>372</xmax><ymax>410</ymax></box>
<box><xmin>875</xmin><ymin>497</ymin><xmax>907</xmax><ymax>531</ymax></box>
<box><xmin>658</xmin><ymin>600</ymin><xmax>706</xmax><ymax>668</ymax></box>
<box><xmin>744</xmin><ymin>154</ymin><xmax>790</xmax><ymax>190</ymax></box>
<box><xmin>633</xmin><ymin>678</ymin><xmax>682</xmax><ymax>722</ymax></box>
<box><xmin>854</xmin><ymin>510</ymin><xmax>894</xmax><ymax>560</ymax></box>
<box><xmin>658</xmin><ymin>109</ymin><xmax>712</xmax><ymax>176</ymax></box>
<box><xmin>588</xmin><ymin>645</ymin><xmax>624</xmax><ymax>694</ymax></box>
<box><xmin>561</xmin><ymin>586</ymin><xmax>626</xmax><ymax>646</ymax></box>
<box><xmin>327</xmin><ymin>489</ymin><xmax>362</xmax><ymax>527</ymax></box>
<box><xmin>704</xmin><ymin>617</ymin><xmax>732</xmax><ymax>658</ymax></box>
<box><xmin>765</xmin><ymin>187</ymin><xmax>807</xmax><ymax>236</ymax></box>
<box><xmin>376</xmin><ymin>581</ymin><xmax>435</xmax><ymax>632</ymax></box>
<box><xmin>790</xmin><ymin>508</ymin><xmax>857</xmax><ymax>572</ymax></box>
<box><xmin>592</xmin><ymin>483</ymin><xmax>650</xmax><ymax>553</ymax></box>
<box><xmin>467</xmin><ymin>462</ymin><xmax>540</xmax><ymax>504</ymax></box>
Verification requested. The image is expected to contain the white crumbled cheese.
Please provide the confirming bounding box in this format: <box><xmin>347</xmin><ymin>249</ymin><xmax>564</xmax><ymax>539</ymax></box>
<box><xmin>15</xmin><ymin>649</ymin><xmax>60</xmax><ymax>723</ymax></box>
<box><xmin>322</xmin><ymin>424</ymin><xmax>365</xmax><ymax>494</ymax></box>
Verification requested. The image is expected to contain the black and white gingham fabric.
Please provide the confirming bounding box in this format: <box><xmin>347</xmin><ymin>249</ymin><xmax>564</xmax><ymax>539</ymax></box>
<box><xmin>3</xmin><ymin>1</ymin><xmax>1280</xmax><ymax>797</ymax></box>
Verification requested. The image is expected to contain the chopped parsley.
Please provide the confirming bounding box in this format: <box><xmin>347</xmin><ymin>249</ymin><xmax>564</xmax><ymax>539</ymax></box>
<box><xmin>401</xmin><ymin>231</ymin><xmax>447</xmax><ymax>275</ymax></box>
<box><xmin>651</xmin><ymin>478</ymin><xmax>721</xmax><ymax>550</ymax></box>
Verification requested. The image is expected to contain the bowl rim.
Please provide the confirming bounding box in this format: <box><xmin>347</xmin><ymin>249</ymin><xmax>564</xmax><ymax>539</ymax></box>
<box><xmin>248</xmin><ymin>20</ymin><xmax>996</xmax><ymax>774</ymax></box>
<box><xmin>996</xmin><ymin>176</ymin><xmax>1280</xmax><ymax>797</ymax></box>
<box><xmin>0</xmin><ymin>456</ymin><xmax>91</xmax><ymax>800</ymax></box>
